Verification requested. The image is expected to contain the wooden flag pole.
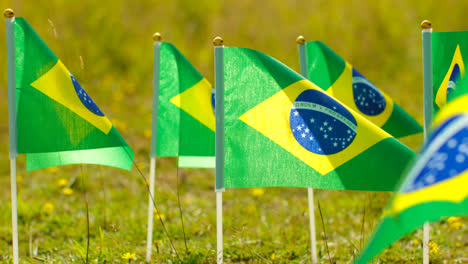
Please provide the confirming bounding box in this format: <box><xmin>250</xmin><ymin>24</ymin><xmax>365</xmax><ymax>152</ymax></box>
<box><xmin>146</xmin><ymin>32</ymin><xmax>162</xmax><ymax>262</ymax></box>
<box><xmin>421</xmin><ymin>19</ymin><xmax>433</xmax><ymax>264</ymax></box>
<box><xmin>213</xmin><ymin>36</ymin><xmax>225</xmax><ymax>264</ymax></box>
<box><xmin>296</xmin><ymin>35</ymin><xmax>318</xmax><ymax>264</ymax></box>
<box><xmin>5</xmin><ymin>8</ymin><xmax>19</xmax><ymax>264</ymax></box>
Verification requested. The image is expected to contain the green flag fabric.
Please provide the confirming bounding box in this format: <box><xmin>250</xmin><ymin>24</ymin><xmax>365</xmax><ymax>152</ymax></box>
<box><xmin>432</xmin><ymin>31</ymin><xmax>468</xmax><ymax>114</ymax></box>
<box><xmin>155</xmin><ymin>43</ymin><xmax>215</xmax><ymax>168</ymax></box>
<box><xmin>356</xmin><ymin>78</ymin><xmax>468</xmax><ymax>264</ymax></box>
<box><xmin>221</xmin><ymin>47</ymin><xmax>415</xmax><ymax>190</ymax></box>
<box><xmin>14</xmin><ymin>17</ymin><xmax>133</xmax><ymax>171</ymax></box>
<box><xmin>304</xmin><ymin>41</ymin><xmax>422</xmax><ymax>138</ymax></box>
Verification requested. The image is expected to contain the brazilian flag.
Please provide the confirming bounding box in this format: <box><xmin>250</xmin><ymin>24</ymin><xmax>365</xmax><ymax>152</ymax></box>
<box><xmin>13</xmin><ymin>18</ymin><xmax>133</xmax><ymax>171</ymax></box>
<box><xmin>432</xmin><ymin>31</ymin><xmax>468</xmax><ymax>114</ymax></box>
<box><xmin>356</xmin><ymin>77</ymin><xmax>468</xmax><ymax>264</ymax></box>
<box><xmin>221</xmin><ymin>47</ymin><xmax>415</xmax><ymax>191</ymax></box>
<box><xmin>304</xmin><ymin>41</ymin><xmax>422</xmax><ymax>139</ymax></box>
<box><xmin>155</xmin><ymin>43</ymin><xmax>215</xmax><ymax>168</ymax></box>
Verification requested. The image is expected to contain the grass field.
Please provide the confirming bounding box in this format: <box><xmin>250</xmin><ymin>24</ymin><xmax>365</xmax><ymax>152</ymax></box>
<box><xmin>0</xmin><ymin>0</ymin><xmax>467</xmax><ymax>263</ymax></box>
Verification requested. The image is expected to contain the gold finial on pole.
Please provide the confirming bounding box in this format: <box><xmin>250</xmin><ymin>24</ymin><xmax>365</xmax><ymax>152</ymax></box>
<box><xmin>153</xmin><ymin>32</ymin><xmax>162</xmax><ymax>41</ymax></box>
<box><xmin>3</xmin><ymin>8</ymin><xmax>14</xmax><ymax>18</ymax></box>
<box><xmin>296</xmin><ymin>35</ymin><xmax>306</xmax><ymax>45</ymax></box>
<box><xmin>421</xmin><ymin>20</ymin><xmax>432</xmax><ymax>30</ymax></box>
<box><xmin>213</xmin><ymin>36</ymin><xmax>224</xmax><ymax>46</ymax></box>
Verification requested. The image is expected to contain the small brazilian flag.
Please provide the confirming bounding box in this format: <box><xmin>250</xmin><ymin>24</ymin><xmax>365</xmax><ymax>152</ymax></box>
<box><xmin>14</xmin><ymin>18</ymin><xmax>133</xmax><ymax>171</ymax></box>
<box><xmin>432</xmin><ymin>31</ymin><xmax>468</xmax><ymax>114</ymax></box>
<box><xmin>155</xmin><ymin>43</ymin><xmax>215</xmax><ymax>168</ymax></box>
<box><xmin>304</xmin><ymin>41</ymin><xmax>422</xmax><ymax>139</ymax></box>
<box><xmin>221</xmin><ymin>47</ymin><xmax>415</xmax><ymax>191</ymax></box>
<box><xmin>356</xmin><ymin>78</ymin><xmax>468</xmax><ymax>264</ymax></box>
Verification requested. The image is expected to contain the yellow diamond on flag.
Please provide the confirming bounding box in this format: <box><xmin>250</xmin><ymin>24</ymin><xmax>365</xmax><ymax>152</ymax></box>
<box><xmin>326</xmin><ymin>62</ymin><xmax>394</xmax><ymax>127</ymax></box>
<box><xmin>435</xmin><ymin>45</ymin><xmax>465</xmax><ymax>109</ymax></box>
<box><xmin>239</xmin><ymin>80</ymin><xmax>390</xmax><ymax>175</ymax></box>
<box><xmin>169</xmin><ymin>78</ymin><xmax>215</xmax><ymax>132</ymax></box>
<box><xmin>30</xmin><ymin>60</ymin><xmax>112</xmax><ymax>134</ymax></box>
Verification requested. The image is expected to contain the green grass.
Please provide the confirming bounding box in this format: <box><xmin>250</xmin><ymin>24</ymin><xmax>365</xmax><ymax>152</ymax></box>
<box><xmin>0</xmin><ymin>0</ymin><xmax>467</xmax><ymax>263</ymax></box>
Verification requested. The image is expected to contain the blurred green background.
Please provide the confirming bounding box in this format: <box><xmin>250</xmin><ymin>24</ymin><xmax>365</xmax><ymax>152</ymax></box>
<box><xmin>0</xmin><ymin>0</ymin><xmax>466</xmax><ymax>263</ymax></box>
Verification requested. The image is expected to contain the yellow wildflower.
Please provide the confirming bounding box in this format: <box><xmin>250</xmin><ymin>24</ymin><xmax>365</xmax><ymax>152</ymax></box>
<box><xmin>251</xmin><ymin>188</ymin><xmax>265</xmax><ymax>197</ymax></box>
<box><xmin>144</xmin><ymin>129</ymin><xmax>152</xmax><ymax>139</ymax></box>
<box><xmin>447</xmin><ymin>216</ymin><xmax>464</xmax><ymax>229</ymax></box>
<box><xmin>411</xmin><ymin>238</ymin><xmax>419</xmax><ymax>247</ymax></box>
<box><xmin>455</xmin><ymin>242</ymin><xmax>461</xmax><ymax>248</ymax></box>
<box><xmin>153</xmin><ymin>210</ymin><xmax>165</xmax><ymax>220</ymax></box>
<box><xmin>449</xmin><ymin>221</ymin><xmax>464</xmax><ymax>229</ymax></box>
<box><xmin>41</xmin><ymin>202</ymin><xmax>54</xmax><ymax>215</ymax></box>
<box><xmin>270</xmin><ymin>253</ymin><xmax>276</xmax><ymax>260</ymax></box>
<box><xmin>16</xmin><ymin>175</ymin><xmax>23</xmax><ymax>184</ymax></box>
<box><xmin>46</xmin><ymin>167</ymin><xmax>59</xmax><ymax>173</ymax></box>
<box><xmin>121</xmin><ymin>252</ymin><xmax>136</xmax><ymax>260</ymax></box>
<box><xmin>137</xmin><ymin>161</ymin><xmax>146</xmax><ymax>170</ymax></box>
<box><xmin>62</xmin><ymin>187</ymin><xmax>74</xmax><ymax>195</ymax></box>
<box><xmin>246</xmin><ymin>204</ymin><xmax>256</xmax><ymax>214</ymax></box>
<box><xmin>429</xmin><ymin>241</ymin><xmax>439</xmax><ymax>255</ymax></box>
<box><xmin>57</xmin><ymin>178</ymin><xmax>68</xmax><ymax>187</ymax></box>
<box><xmin>447</xmin><ymin>216</ymin><xmax>462</xmax><ymax>224</ymax></box>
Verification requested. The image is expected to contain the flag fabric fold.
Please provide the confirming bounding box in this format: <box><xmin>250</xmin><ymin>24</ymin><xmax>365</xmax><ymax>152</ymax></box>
<box><xmin>222</xmin><ymin>47</ymin><xmax>415</xmax><ymax>191</ymax></box>
<box><xmin>155</xmin><ymin>42</ymin><xmax>215</xmax><ymax>168</ymax></box>
<box><xmin>14</xmin><ymin>17</ymin><xmax>133</xmax><ymax>171</ymax></box>
<box><xmin>432</xmin><ymin>31</ymin><xmax>468</xmax><ymax>114</ymax></box>
<box><xmin>304</xmin><ymin>41</ymin><xmax>422</xmax><ymax>138</ymax></box>
<box><xmin>356</xmin><ymin>77</ymin><xmax>468</xmax><ymax>264</ymax></box>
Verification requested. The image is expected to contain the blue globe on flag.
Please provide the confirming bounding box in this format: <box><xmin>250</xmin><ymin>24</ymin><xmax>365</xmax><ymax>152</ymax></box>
<box><xmin>290</xmin><ymin>89</ymin><xmax>357</xmax><ymax>155</ymax></box>
<box><xmin>70</xmin><ymin>73</ymin><xmax>104</xmax><ymax>116</ymax></box>
<box><xmin>403</xmin><ymin>114</ymin><xmax>468</xmax><ymax>192</ymax></box>
<box><xmin>211</xmin><ymin>87</ymin><xmax>216</xmax><ymax>113</ymax></box>
<box><xmin>352</xmin><ymin>68</ymin><xmax>386</xmax><ymax>116</ymax></box>
<box><xmin>447</xmin><ymin>63</ymin><xmax>461</xmax><ymax>97</ymax></box>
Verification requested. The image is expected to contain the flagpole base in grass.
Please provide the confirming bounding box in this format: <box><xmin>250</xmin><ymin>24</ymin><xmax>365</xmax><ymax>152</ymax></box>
<box><xmin>146</xmin><ymin>157</ymin><xmax>156</xmax><ymax>262</ymax></box>
<box><xmin>216</xmin><ymin>191</ymin><xmax>223</xmax><ymax>264</ymax></box>
<box><xmin>308</xmin><ymin>188</ymin><xmax>318</xmax><ymax>264</ymax></box>
<box><xmin>10</xmin><ymin>158</ymin><xmax>19</xmax><ymax>264</ymax></box>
